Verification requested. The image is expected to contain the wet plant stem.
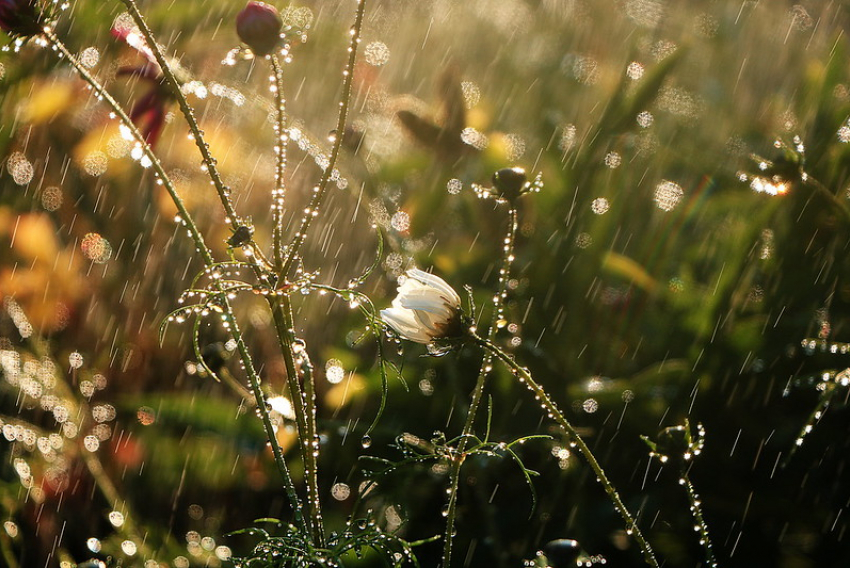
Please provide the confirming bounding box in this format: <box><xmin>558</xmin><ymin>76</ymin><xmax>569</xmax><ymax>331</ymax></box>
<box><xmin>270</xmin><ymin>55</ymin><xmax>289</xmax><ymax>272</ymax></box>
<box><xmin>225</xmin><ymin>305</ymin><xmax>309</xmax><ymax>537</ymax></box>
<box><xmin>443</xmin><ymin>207</ymin><xmax>518</xmax><ymax>567</ymax></box>
<box><xmin>23</xmin><ymin>337</ymin><xmax>156</xmax><ymax>559</ymax></box>
<box><xmin>43</xmin><ymin>29</ymin><xmax>213</xmax><ymax>266</ymax></box>
<box><xmin>280</xmin><ymin>0</ymin><xmax>365</xmax><ymax>280</ymax></box>
<box><xmin>807</xmin><ymin>177</ymin><xmax>850</xmax><ymax>223</ymax></box>
<box><xmin>268</xmin><ymin>296</ymin><xmax>325</xmax><ymax>546</ymax></box>
<box><xmin>118</xmin><ymin>0</ymin><xmax>236</xmax><ymax>224</ymax></box>
<box><xmin>680</xmin><ymin>469</ymin><xmax>717</xmax><ymax>568</ymax></box>
<box><xmin>474</xmin><ymin>335</ymin><xmax>660</xmax><ymax>568</ymax></box>
<box><xmin>44</xmin><ymin>27</ymin><xmax>307</xmax><ymax>536</ymax></box>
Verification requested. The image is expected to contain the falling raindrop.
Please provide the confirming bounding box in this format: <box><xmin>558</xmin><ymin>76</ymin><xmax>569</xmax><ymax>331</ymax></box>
<box><xmin>591</xmin><ymin>198</ymin><xmax>610</xmax><ymax>215</ymax></box>
<box><xmin>41</xmin><ymin>186</ymin><xmax>63</xmax><ymax>211</ymax></box>
<box><xmin>108</xmin><ymin>510</ymin><xmax>125</xmax><ymax>527</ymax></box>
<box><xmin>364</xmin><ymin>41</ymin><xmax>390</xmax><ymax>66</ymax></box>
<box><xmin>7</xmin><ymin>152</ymin><xmax>34</xmax><ymax>185</ymax></box>
<box><xmin>626</xmin><ymin>61</ymin><xmax>644</xmax><ymax>80</ymax></box>
<box><xmin>654</xmin><ymin>180</ymin><xmax>684</xmax><ymax>211</ymax></box>
<box><xmin>68</xmin><ymin>352</ymin><xmax>84</xmax><ymax>369</ymax></box>
<box><xmin>331</xmin><ymin>482</ymin><xmax>351</xmax><ymax>500</ymax></box>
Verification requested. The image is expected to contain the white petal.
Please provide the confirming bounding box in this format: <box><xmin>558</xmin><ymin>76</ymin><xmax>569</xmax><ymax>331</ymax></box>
<box><xmin>397</xmin><ymin>288</ymin><xmax>452</xmax><ymax>315</ymax></box>
<box><xmin>406</xmin><ymin>269</ymin><xmax>461</xmax><ymax>307</ymax></box>
<box><xmin>380</xmin><ymin>308</ymin><xmax>433</xmax><ymax>343</ymax></box>
<box><xmin>411</xmin><ymin>308</ymin><xmax>445</xmax><ymax>335</ymax></box>
<box><xmin>400</xmin><ymin>296</ymin><xmax>454</xmax><ymax>321</ymax></box>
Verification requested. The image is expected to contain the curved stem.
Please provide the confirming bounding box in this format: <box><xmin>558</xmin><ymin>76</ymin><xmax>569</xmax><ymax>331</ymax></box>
<box><xmin>43</xmin><ymin>28</ymin><xmax>213</xmax><ymax>267</ymax></box>
<box><xmin>475</xmin><ymin>335</ymin><xmax>659</xmax><ymax>568</ymax></box>
<box><xmin>443</xmin><ymin>207</ymin><xmax>518</xmax><ymax>567</ymax></box>
<box><xmin>280</xmin><ymin>0</ymin><xmax>366</xmax><ymax>280</ymax></box>
<box><xmin>118</xmin><ymin>0</ymin><xmax>240</xmax><ymax>229</ymax></box>
<box><xmin>44</xmin><ymin>27</ymin><xmax>306</xmax><ymax>535</ymax></box>
<box><xmin>807</xmin><ymin>176</ymin><xmax>850</xmax><ymax>223</ymax></box>
<box><xmin>270</xmin><ymin>55</ymin><xmax>289</xmax><ymax>272</ymax></box>
<box><xmin>680</xmin><ymin>470</ymin><xmax>717</xmax><ymax>568</ymax></box>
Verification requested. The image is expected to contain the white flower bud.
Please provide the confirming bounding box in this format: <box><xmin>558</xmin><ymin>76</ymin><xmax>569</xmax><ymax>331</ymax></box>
<box><xmin>381</xmin><ymin>269</ymin><xmax>463</xmax><ymax>344</ymax></box>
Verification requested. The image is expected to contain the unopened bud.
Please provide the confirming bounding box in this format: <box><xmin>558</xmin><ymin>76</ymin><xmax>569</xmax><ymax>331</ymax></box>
<box><xmin>236</xmin><ymin>1</ymin><xmax>282</xmax><ymax>57</ymax></box>
<box><xmin>492</xmin><ymin>166</ymin><xmax>528</xmax><ymax>202</ymax></box>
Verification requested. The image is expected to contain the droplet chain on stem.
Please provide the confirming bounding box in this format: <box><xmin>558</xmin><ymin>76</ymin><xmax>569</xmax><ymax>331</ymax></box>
<box><xmin>119</xmin><ymin>0</ymin><xmax>364</xmax><ymax>546</ymax></box>
<box><xmin>681</xmin><ymin>471</ymin><xmax>717</xmax><ymax>568</ymax></box>
<box><xmin>279</xmin><ymin>0</ymin><xmax>366</xmax><ymax>281</ymax></box>
<box><xmin>269</xmin><ymin>296</ymin><xmax>324</xmax><ymax>546</ymax></box>
<box><xmin>43</xmin><ymin>24</ymin><xmax>308</xmax><ymax>538</ymax></box>
<box><xmin>475</xmin><ymin>334</ymin><xmax>659</xmax><ymax>568</ymax></box>
<box><xmin>119</xmin><ymin>0</ymin><xmax>239</xmax><ymax>230</ymax></box>
<box><xmin>270</xmin><ymin>54</ymin><xmax>289</xmax><ymax>273</ymax></box>
<box><xmin>443</xmin><ymin>207</ymin><xmax>518</xmax><ymax>567</ymax></box>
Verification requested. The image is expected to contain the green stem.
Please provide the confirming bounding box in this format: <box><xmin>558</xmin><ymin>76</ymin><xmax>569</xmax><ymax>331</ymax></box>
<box><xmin>43</xmin><ymin>28</ymin><xmax>213</xmax><ymax>266</ymax></box>
<box><xmin>443</xmin><ymin>207</ymin><xmax>518</xmax><ymax>567</ymax></box>
<box><xmin>118</xmin><ymin>0</ymin><xmax>238</xmax><ymax>227</ymax></box>
<box><xmin>681</xmin><ymin>470</ymin><xmax>717</xmax><ymax>568</ymax></box>
<box><xmin>475</xmin><ymin>335</ymin><xmax>659</xmax><ymax>568</ymax></box>
<box><xmin>270</xmin><ymin>55</ymin><xmax>289</xmax><ymax>272</ymax></box>
<box><xmin>24</xmin><ymin>334</ymin><xmax>156</xmax><ymax>559</ymax></box>
<box><xmin>280</xmin><ymin>0</ymin><xmax>366</xmax><ymax>280</ymax></box>
<box><xmin>223</xmin><ymin>301</ymin><xmax>309</xmax><ymax>536</ymax></box>
<box><xmin>268</xmin><ymin>296</ymin><xmax>324</xmax><ymax>546</ymax></box>
<box><xmin>45</xmin><ymin>26</ymin><xmax>306</xmax><ymax>535</ymax></box>
<box><xmin>807</xmin><ymin>176</ymin><xmax>850</xmax><ymax>223</ymax></box>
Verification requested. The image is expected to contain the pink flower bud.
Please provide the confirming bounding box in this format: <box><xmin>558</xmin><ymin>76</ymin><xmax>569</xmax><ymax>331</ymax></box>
<box><xmin>236</xmin><ymin>1</ymin><xmax>282</xmax><ymax>57</ymax></box>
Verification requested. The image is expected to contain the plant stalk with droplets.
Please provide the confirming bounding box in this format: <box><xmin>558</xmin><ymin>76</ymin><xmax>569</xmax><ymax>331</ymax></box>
<box><xmin>113</xmin><ymin>0</ymin><xmax>367</xmax><ymax>549</ymax></box>
<box><xmin>279</xmin><ymin>0</ymin><xmax>365</xmax><ymax>281</ymax></box>
<box><xmin>474</xmin><ymin>334</ymin><xmax>660</xmax><ymax>568</ymax></box>
<box><xmin>270</xmin><ymin>53</ymin><xmax>289</xmax><ymax>273</ymax></box>
<box><xmin>681</xmin><ymin>470</ymin><xmax>717</xmax><ymax>568</ymax></box>
<box><xmin>443</xmin><ymin>203</ymin><xmax>518</xmax><ymax>567</ymax></box>
<box><xmin>41</xmin><ymin>20</ymin><xmax>308</xmax><ymax>539</ymax></box>
<box><xmin>643</xmin><ymin>422</ymin><xmax>715</xmax><ymax>568</ymax></box>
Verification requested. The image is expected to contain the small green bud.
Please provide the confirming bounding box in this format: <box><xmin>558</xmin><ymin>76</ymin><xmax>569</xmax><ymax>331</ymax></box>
<box><xmin>492</xmin><ymin>167</ymin><xmax>528</xmax><ymax>202</ymax></box>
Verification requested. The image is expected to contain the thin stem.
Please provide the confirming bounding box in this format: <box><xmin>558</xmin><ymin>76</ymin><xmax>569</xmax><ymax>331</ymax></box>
<box><xmin>270</xmin><ymin>55</ymin><xmax>289</xmax><ymax>272</ymax></box>
<box><xmin>268</xmin><ymin>296</ymin><xmax>324</xmax><ymax>546</ymax></box>
<box><xmin>119</xmin><ymin>1</ymin><xmax>337</xmax><ymax>545</ymax></box>
<box><xmin>43</xmin><ymin>28</ymin><xmax>213</xmax><ymax>266</ymax></box>
<box><xmin>280</xmin><ymin>0</ymin><xmax>366</xmax><ymax>280</ymax></box>
<box><xmin>80</xmin><ymin>451</ymin><xmax>156</xmax><ymax>559</ymax></box>
<box><xmin>24</xmin><ymin>336</ymin><xmax>155</xmax><ymax>559</ymax></box>
<box><xmin>807</xmin><ymin>176</ymin><xmax>850</xmax><ymax>223</ymax></box>
<box><xmin>118</xmin><ymin>0</ymin><xmax>240</xmax><ymax>230</ymax></box>
<box><xmin>298</xmin><ymin>345</ymin><xmax>324</xmax><ymax>544</ymax></box>
<box><xmin>782</xmin><ymin>381</ymin><xmax>836</xmax><ymax>467</ymax></box>
<box><xmin>443</xmin><ymin>207</ymin><xmax>518</xmax><ymax>567</ymax></box>
<box><xmin>680</xmin><ymin>470</ymin><xmax>717</xmax><ymax>568</ymax></box>
<box><xmin>475</xmin><ymin>335</ymin><xmax>659</xmax><ymax>568</ymax></box>
<box><xmin>224</xmin><ymin>299</ymin><xmax>309</xmax><ymax>537</ymax></box>
<box><xmin>45</xmin><ymin>27</ymin><xmax>306</xmax><ymax>533</ymax></box>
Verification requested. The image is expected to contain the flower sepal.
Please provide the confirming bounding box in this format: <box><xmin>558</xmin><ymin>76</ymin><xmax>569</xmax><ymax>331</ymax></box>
<box><xmin>422</xmin><ymin>313</ymin><xmax>475</xmax><ymax>356</ymax></box>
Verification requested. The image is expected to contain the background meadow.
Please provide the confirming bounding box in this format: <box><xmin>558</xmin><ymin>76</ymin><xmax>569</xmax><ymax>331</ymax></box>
<box><xmin>2</xmin><ymin>0</ymin><xmax>850</xmax><ymax>566</ymax></box>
